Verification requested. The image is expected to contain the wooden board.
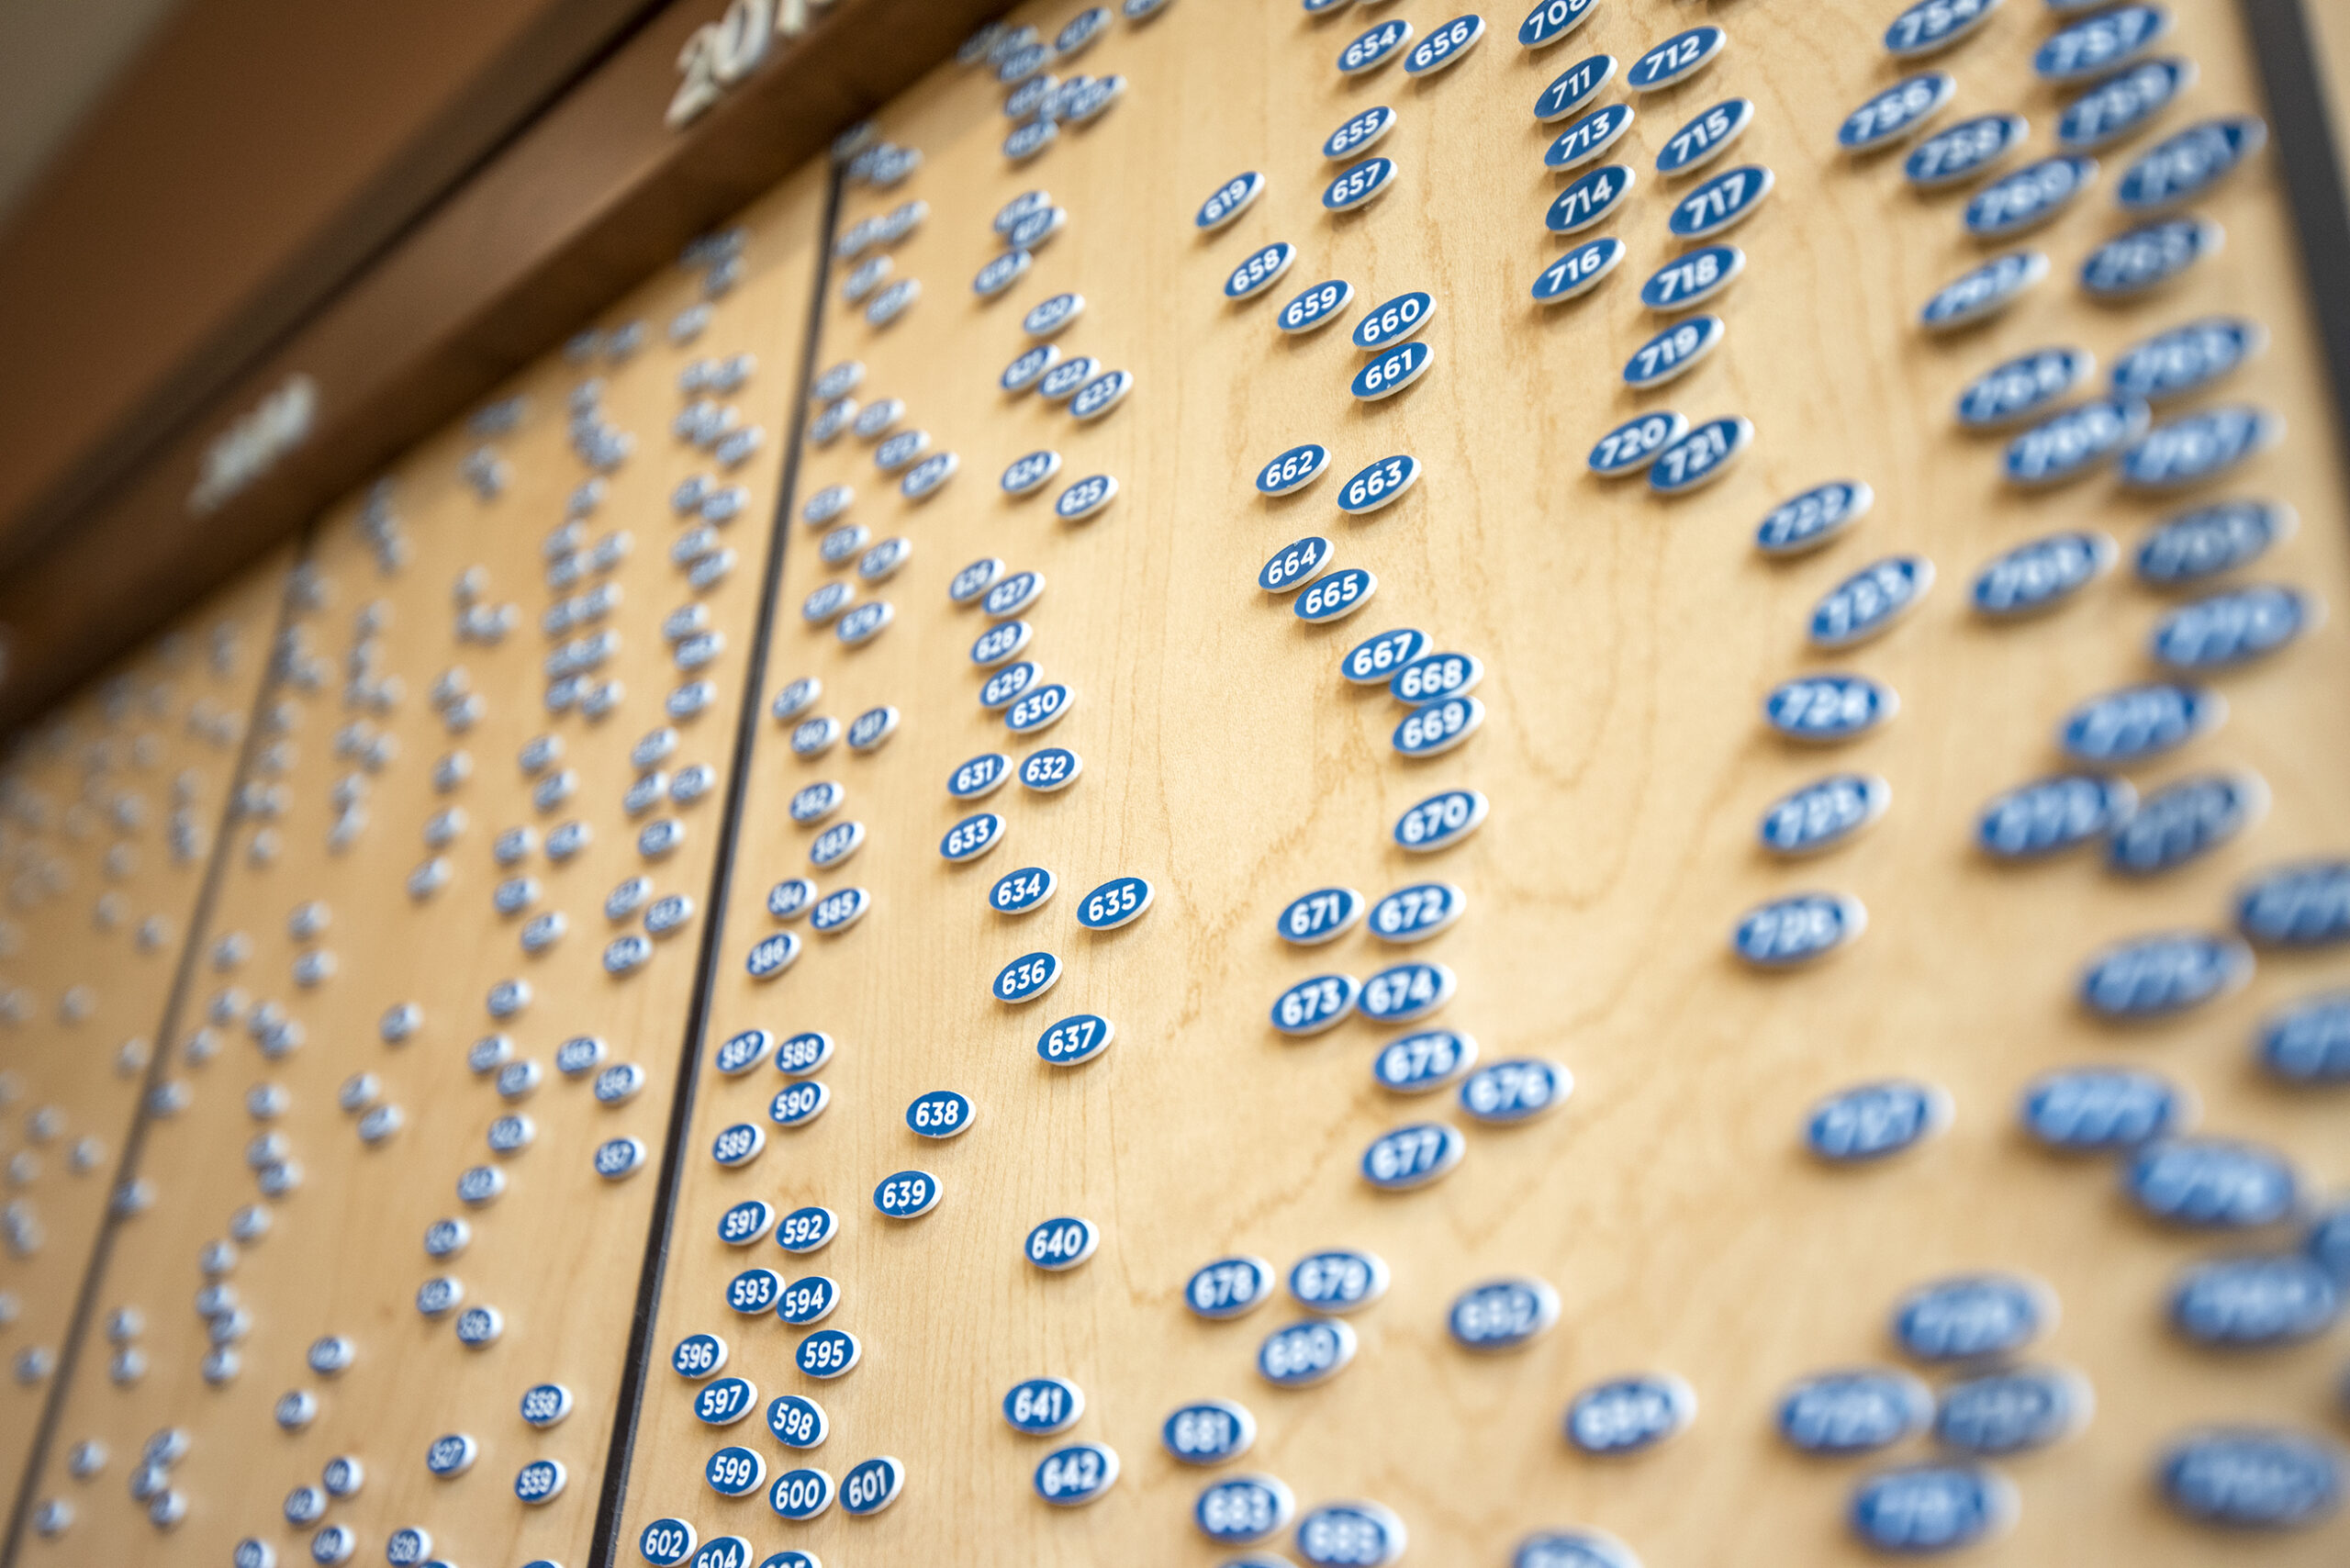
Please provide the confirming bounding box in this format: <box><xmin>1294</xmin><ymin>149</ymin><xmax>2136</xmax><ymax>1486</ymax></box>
<box><xmin>614</xmin><ymin>2</ymin><xmax>2350</xmax><ymax>1565</ymax></box>
<box><xmin>12</xmin><ymin>157</ymin><xmax>828</xmax><ymax>1566</ymax></box>
<box><xmin>1</xmin><ymin>2</ymin><xmax>2345</xmax><ymax>1565</ymax></box>
<box><xmin>0</xmin><ymin>552</ymin><xmax>287</xmax><ymax>1502</ymax></box>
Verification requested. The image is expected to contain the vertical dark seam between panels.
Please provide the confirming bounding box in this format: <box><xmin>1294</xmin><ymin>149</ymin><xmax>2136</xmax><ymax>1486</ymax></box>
<box><xmin>588</xmin><ymin>163</ymin><xmax>845</xmax><ymax>1568</ymax></box>
<box><xmin>2242</xmin><ymin>0</ymin><xmax>2350</xmax><ymax>465</ymax></box>
<box><xmin>0</xmin><ymin>525</ymin><xmax>314</xmax><ymax>1567</ymax></box>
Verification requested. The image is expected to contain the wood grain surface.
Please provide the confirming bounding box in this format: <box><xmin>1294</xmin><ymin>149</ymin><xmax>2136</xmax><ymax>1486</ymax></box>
<box><xmin>1</xmin><ymin>1</ymin><xmax>2345</xmax><ymax>1565</ymax></box>
<box><xmin>0</xmin><ymin>554</ymin><xmax>285</xmax><ymax>1506</ymax></box>
<box><xmin>614</xmin><ymin>1</ymin><xmax>2350</xmax><ymax>1565</ymax></box>
<box><xmin>11</xmin><ymin>159</ymin><xmax>825</xmax><ymax>1567</ymax></box>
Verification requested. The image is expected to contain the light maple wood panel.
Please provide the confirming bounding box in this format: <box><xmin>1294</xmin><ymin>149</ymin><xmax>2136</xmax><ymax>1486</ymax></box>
<box><xmin>0</xmin><ymin>556</ymin><xmax>285</xmax><ymax>1500</ymax></box>
<box><xmin>621</xmin><ymin>1</ymin><xmax>2349</xmax><ymax>1565</ymax></box>
<box><xmin>15</xmin><ymin>159</ymin><xmax>827</xmax><ymax>1567</ymax></box>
